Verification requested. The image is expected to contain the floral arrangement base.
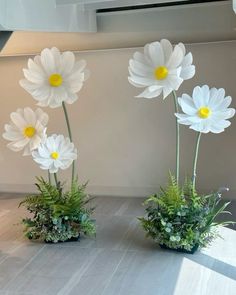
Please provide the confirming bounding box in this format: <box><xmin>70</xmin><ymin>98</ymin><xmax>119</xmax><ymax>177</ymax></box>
<box><xmin>159</xmin><ymin>243</ymin><xmax>199</xmax><ymax>254</ymax></box>
<box><xmin>44</xmin><ymin>234</ymin><xmax>80</xmax><ymax>244</ymax></box>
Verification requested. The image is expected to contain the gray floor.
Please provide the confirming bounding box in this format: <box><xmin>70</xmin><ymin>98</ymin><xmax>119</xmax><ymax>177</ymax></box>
<box><xmin>0</xmin><ymin>194</ymin><xmax>235</xmax><ymax>295</ymax></box>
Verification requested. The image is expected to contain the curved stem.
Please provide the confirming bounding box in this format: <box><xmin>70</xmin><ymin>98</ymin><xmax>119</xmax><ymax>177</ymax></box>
<box><xmin>62</xmin><ymin>102</ymin><xmax>75</xmax><ymax>186</ymax></box>
<box><xmin>173</xmin><ymin>91</ymin><xmax>180</xmax><ymax>185</ymax></box>
<box><xmin>192</xmin><ymin>132</ymin><xmax>202</xmax><ymax>191</ymax></box>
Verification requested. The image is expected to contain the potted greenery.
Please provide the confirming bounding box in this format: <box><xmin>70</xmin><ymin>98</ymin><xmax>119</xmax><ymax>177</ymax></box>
<box><xmin>139</xmin><ymin>175</ymin><xmax>232</xmax><ymax>253</ymax></box>
<box><xmin>19</xmin><ymin>178</ymin><xmax>95</xmax><ymax>243</ymax></box>
<box><xmin>3</xmin><ymin>47</ymin><xmax>95</xmax><ymax>243</ymax></box>
<box><xmin>128</xmin><ymin>39</ymin><xmax>235</xmax><ymax>253</ymax></box>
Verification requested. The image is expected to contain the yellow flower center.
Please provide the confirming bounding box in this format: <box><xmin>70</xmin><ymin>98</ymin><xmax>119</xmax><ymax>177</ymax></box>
<box><xmin>51</xmin><ymin>152</ymin><xmax>59</xmax><ymax>160</ymax></box>
<box><xmin>48</xmin><ymin>73</ymin><xmax>63</xmax><ymax>87</ymax></box>
<box><xmin>23</xmin><ymin>126</ymin><xmax>36</xmax><ymax>138</ymax></box>
<box><xmin>198</xmin><ymin>107</ymin><xmax>211</xmax><ymax>119</ymax></box>
<box><xmin>154</xmin><ymin>66</ymin><xmax>168</xmax><ymax>80</ymax></box>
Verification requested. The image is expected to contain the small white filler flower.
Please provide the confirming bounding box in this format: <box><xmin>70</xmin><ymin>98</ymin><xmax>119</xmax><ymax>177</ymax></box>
<box><xmin>176</xmin><ymin>85</ymin><xmax>235</xmax><ymax>133</ymax></box>
<box><xmin>3</xmin><ymin>107</ymin><xmax>48</xmax><ymax>156</ymax></box>
<box><xmin>128</xmin><ymin>39</ymin><xmax>195</xmax><ymax>99</ymax></box>
<box><xmin>20</xmin><ymin>47</ymin><xmax>89</xmax><ymax>108</ymax></box>
<box><xmin>32</xmin><ymin>134</ymin><xmax>77</xmax><ymax>173</ymax></box>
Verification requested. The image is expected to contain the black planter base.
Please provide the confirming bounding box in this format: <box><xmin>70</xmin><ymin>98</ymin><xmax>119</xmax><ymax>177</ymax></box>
<box><xmin>159</xmin><ymin>243</ymin><xmax>199</xmax><ymax>254</ymax></box>
<box><xmin>44</xmin><ymin>234</ymin><xmax>80</xmax><ymax>244</ymax></box>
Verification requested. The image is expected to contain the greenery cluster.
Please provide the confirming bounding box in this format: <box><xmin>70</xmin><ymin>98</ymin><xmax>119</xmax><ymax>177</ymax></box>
<box><xmin>139</xmin><ymin>174</ymin><xmax>233</xmax><ymax>252</ymax></box>
<box><xmin>19</xmin><ymin>177</ymin><xmax>96</xmax><ymax>243</ymax></box>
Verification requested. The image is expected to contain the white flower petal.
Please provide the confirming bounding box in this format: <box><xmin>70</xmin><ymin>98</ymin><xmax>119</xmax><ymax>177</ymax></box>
<box><xmin>166</xmin><ymin>45</ymin><xmax>184</xmax><ymax>69</ymax></box>
<box><xmin>61</xmin><ymin>51</ymin><xmax>75</xmax><ymax>76</ymax></box>
<box><xmin>7</xmin><ymin>142</ymin><xmax>23</xmax><ymax>152</ymax></box>
<box><xmin>176</xmin><ymin>85</ymin><xmax>235</xmax><ymax>134</ymax></box>
<box><xmin>28</xmin><ymin>58</ymin><xmax>45</xmax><ymax>76</ymax></box>
<box><xmin>160</xmin><ymin>39</ymin><xmax>173</xmax><ymax>63</ymax></box>
<box><xmin>65</xmin><ymin>93</ymin><xmax>78</xmax><ymax>104</ymax></box>
<box><xmin>180</xmin><ymin>65</ymin><xmax>195</xmax><ymax>80</ymax></box>
<box><xmin>10</xmin><ymin>112</ymin><xmax>27</xmax><ymax>129</ymax></box>
<box><xmin>193</xmin><ymin>85</ymin><xmax>208</xmax><ymax>108</ymax></box>
<box><xmin>20</xmin><ymin>48</ymin><xmax>88</xmax><ymax>108</ymax></box>
<box><xmin>177</xmin><ymin>42</ymin><xmax>186</xmax><ymax>56</ymax></box>
<box><xmin>51</xmin><ymin>47</ymin><xmax>61</xmax><ymax>70</ymax></box>
<box><xmin>35</xmin><ymin>108</ymin><xmax>49</xmax><ymax>126</ymax></box>
<box><xmin>40</xmin><ymin>48</ymin><xmax>56</xmax><ymax>74</ymax></box>
<box><xmin>148</xmin><ymin>42</ymin><xmax>164</xmax><ymax>66</ymax></box>
<box><xmin>166</xmin><ymin>74</ymin><xmax>183</xmax><ymax>91</ymax></box>
<box><xmin>181</xmin><ymin>52</ymin><xmax>192</xmax><ymax>67</ymax></box>
<box><xmin>178</xmin><ymin>94</ymin><xmax>196</xmax><ymax>115</ymax></box>
<box><xmin>163</xmin><ymin>86</ymin><xmax>173</xmax><ymax>99</ymax></box>
<box><xmin>128</xmin><ymin>40</ymin><xmax>194</xmax><ymax>100</ymax></box>
<box><xmin>19</xmin><ymin>79</ymin><xmax>40</xmax><ymax>92</ymax></box>
<box><xmin>74</xmin><ymin>60</ymin><xmax>87</xmax><ymax>73</ymax></box>
<box><xmin>213</xmin><ymin>108</ymin><xmax>235</xmax><ymax>120</ymax></box>
<box><xmin>23</xmin><ymin>68</ymin><xmax>45</xmax><ymax>84</ymax></box>
<box><xmin>133</xmin><ymin>51</ymin><xmax>152</xmax><ymax>67</ymax></box>
<box><xmin>32</xmin><ymin>134</ymin><xmax>77</xmax><ymax>172</ymax></box>
<box><xmin>136</xmin><ymin>86</ymin><xmax>162</xmax><ymax>99</ymax></box>
<box><xmin>3</xmin><ymin>108</ymin><xmax>48</xmax><ymax>156</ymax></box>
<box><xmin>215</xmin><ymin>96</ymin><xmax>232</xmax><ymax>110</ymax></box>
<box><xmin>24</xmin><ymin>107</ymin><xmax>36</xmax><ymax>126</ymax></box>
<box><xmin>128</xmin><ymin>75</ymin><xmax>155</xmax><ymax>87</ymax></box>
<box><xmin>129</xmin><ymin>59</ymin><xmax>153</xmax><ymax>77</ymax></box>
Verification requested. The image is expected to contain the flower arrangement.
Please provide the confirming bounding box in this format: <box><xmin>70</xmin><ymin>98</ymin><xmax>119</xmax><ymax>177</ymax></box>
<box><xmin>128</xmin><ymin>39</ymin><xmax>235</xmax><ymax>253</ymax></box>
<box><xmin>3</xmin><ymin>47</ymin><xmax>95</xmax><ymax>243</ymax></box>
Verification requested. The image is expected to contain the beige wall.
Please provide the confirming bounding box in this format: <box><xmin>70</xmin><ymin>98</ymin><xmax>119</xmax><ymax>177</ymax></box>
<box><xmin>0</xmin><ymin>41</ymin><xmax>236</xmax><ymax>199</ymax></box>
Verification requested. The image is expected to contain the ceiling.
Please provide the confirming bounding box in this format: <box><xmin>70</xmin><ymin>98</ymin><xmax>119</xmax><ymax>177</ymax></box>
<box><xmin>0</xmin><ymin>0</ymin><xmax>235</xmax><ymax>56</ymax></box>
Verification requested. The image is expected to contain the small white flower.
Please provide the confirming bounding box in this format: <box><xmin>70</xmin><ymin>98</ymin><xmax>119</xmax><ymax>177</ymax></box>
<box><xmin>176</xmin><ymin>85</ymin><xmax>235</xmax><ymax>133</ymax></box>
<box><xmin>32</xmin><ymin>134</ymin><xmax>77</xmax><ymax>173</ymax></box>
<box><xmin>161</xmin><ymin>220</ymin><xmax>166</xmax><ymax>226</ymax></box>
<box><xmin>175</xmin><ymin>236</ymin><xmax>181</xmax><ymax>242</ymax></box>
<box><xmin>128</xmin><ymin>39</ymin><xmax>195</xmax><ymax>99</ymax></box>
<box><xmin>2</xmin><ymin>107</ymin><xmax>48</xmax><ymax>156</ymax></box>
<box><xmin>20</xmin><ymin>47</ymin><xmax>89</xmax><ymax>108</ymax></box>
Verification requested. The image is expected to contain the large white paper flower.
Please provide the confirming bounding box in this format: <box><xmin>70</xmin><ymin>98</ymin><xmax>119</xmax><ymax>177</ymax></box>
<box><xmin>128</xmin><ymin>39</ymin><xmax>195</xmax><ymax>99</ymax></box>
<box><xmin>32</xmin><ymin>134</ymin><xmax>77</xmax><ymax>173</ymax></box>
<box><xmin>19</xmin><ymin>47</ymin><xmax>89</xmax><ymax>108</ymax></box>
<box><xmin>176</xmin><ymin>85</ymin><xmax>235</xmax><ymax>133</ymax></box>
<box><xmin>3</xmin><ymin>107</ymin><xmax>48</xmax><ymax>156</ymax></box>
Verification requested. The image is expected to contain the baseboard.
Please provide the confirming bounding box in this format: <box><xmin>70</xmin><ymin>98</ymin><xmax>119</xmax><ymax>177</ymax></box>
<box><xmin>0</xmin><ymin>183</ymin><xmax>158</xmax><ymax>198</ymax></box>
<box><xmin>0</xmin><ymin>183</ymin><xmax>235</xmax><ymax>199</ymax></box>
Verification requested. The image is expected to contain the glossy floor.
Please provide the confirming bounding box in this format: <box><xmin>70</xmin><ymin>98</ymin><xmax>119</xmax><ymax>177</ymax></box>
<box><xmin>0</xmin><ymin>194</ymin><xmax>235</xmax><ymax>295</ymax></box>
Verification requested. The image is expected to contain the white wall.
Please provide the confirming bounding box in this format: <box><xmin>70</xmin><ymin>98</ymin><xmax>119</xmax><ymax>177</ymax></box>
<box><xmin>0</xmin><ymin>41</ymin><xmax>236</xmax><ymax>198</ymax></box>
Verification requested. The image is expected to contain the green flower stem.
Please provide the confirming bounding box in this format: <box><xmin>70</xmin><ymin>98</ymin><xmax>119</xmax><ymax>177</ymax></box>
<box><xmin>192</xmin><ymin>132</ymin><xmax>202</xmax><ymax>190</ymax></box>
<box><xmin>48</xmin><ymin>171</ymin><xmax>51</xmax><ymax>185</ymax></box>
<box><xmin>54</xmin><ymin>173</ymin><xmax>58</xmax><ymax>188</ymax></box>
<box><xmin>62</xmin><ymin>102</ymin><xmax>75</xmax><ymax>186</ymax></box>
<box><xmin>173</xmin><ymin>91</ymin><xmax>180</xmax><ymax>185</ymax></box>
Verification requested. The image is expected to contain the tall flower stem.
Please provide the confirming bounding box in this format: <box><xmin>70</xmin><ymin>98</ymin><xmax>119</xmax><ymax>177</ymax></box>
<box><xmin>54</xmin><ymin>173</ymin><xmax>58</xmax><ymax>188</ymax></box>
<box><xmin>173</xmin><ymin>91</ymin><xmax>180</xmax><ymax>185</ymax></box>
<box><xmin>62</xmin><ymin>102</ymin><xmax>75</xmax><ymax>186</ymax></box>
<box><xmin>192</xmin><ymin>132</ymin><xmax>202</xmax><ymax>190</ymax></box>
<box><xmin>48</xmin><ymin>171</ymin><xmax>51</xmax><ymax>185</ymax></box>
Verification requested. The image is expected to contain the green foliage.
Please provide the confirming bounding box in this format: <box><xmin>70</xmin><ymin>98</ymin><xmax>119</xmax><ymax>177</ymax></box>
<box><xmin>139</xmin><ymin>174</ymin><xmax>234</xmax><ymax>251</ymax></box>
<box><xmin>19</xmin><ymin>177</ymin><xmax>96</xmax><ymax>243</ymax></box>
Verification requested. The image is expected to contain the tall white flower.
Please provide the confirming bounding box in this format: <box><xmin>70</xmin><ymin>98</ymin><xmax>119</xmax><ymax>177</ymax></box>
<box><xmin>128</xmin><ymin>39</ymin><xmax>195</xmax><ymax>99</ymax></box>
<box><xmin>176</xmin><ymin>85</ymin><xmax>235</xmax><ymax>133</ymax></box>
<box><xmin>20</xmin><ymin>47</ymin><xmax>89</xmax><ymax>108</ymax></box>
<box><xmin>3</xmin><ymin>107</ymin><xmax>48</xmax><ymax>156</ymax></box>
<box><xmin>32</xmin><ymin>134</ymin><xmax>77</xmax><ymax>173</ymax></box>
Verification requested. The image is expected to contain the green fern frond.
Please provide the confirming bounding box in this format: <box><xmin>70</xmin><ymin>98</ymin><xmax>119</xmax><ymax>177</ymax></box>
<box><xmin>20</xmin><ymin>177</ymin><xmax>96</xmax><ymax>242</ymax></box>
